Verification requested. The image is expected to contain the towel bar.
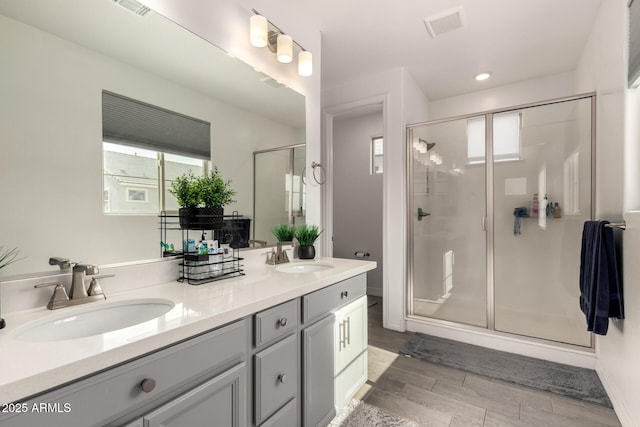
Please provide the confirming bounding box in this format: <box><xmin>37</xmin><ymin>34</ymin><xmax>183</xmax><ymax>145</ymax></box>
<box><xmin>604</xmin><ymin>222</ymin><xmax>626</xmax><ymax>230</ymax></box>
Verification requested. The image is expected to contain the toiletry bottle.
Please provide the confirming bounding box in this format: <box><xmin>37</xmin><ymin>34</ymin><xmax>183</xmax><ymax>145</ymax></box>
<box><xmin>543</xmin><ymin>194</ymin><xmax>550</xmax><ymax>217</ymax></box>
<box><xmin>531</xmin><ymin>193</ymin><xmax>539</xmax><ymax>217</ymax></box>
<box><xmin>553</xmin><ymin>202</ymin><xmax>561</xmax><ymax>218</ymax></box>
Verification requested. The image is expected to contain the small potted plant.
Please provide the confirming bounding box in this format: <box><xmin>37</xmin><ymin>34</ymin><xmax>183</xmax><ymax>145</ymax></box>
<box><xmin>0</xmin><ymin>246</ymin><xmax>21</xmax><ymax>329</ymax></box>
<box><xmin>198</xmin><ymin>167</ymin><xmax>236</xmax><ymax>230</ymax></box>
<box><xmin>271</xmin><ymin>224</ymin><xmax>296</xmax><ymax>243</ymax></box>
<box><xmin>169</xmin><ymin>168</ymin><xmax>236</xmax><ymax>230</ymax></box>
<box><xmin>294</xmin><ymin>224</ymin><xmax>322</xmax><ymax>260</ymax></box>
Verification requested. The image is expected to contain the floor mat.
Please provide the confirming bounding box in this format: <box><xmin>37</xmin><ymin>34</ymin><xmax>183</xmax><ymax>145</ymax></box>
<box><xmin>400</xmin><ymin>333</ymin><xmax>612</xmax><ymax>408</ymax></box>
<box><xmin>329</xmin><ymin>399</ymin><xmax>420</xmax><ymax>427</ymax></box>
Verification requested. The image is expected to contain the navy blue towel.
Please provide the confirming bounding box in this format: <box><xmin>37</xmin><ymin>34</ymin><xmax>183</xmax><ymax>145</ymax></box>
<box><xmin>579</xmin><ymin>221</ymin><xmax>624</xmax><ymax>335</ymax></box>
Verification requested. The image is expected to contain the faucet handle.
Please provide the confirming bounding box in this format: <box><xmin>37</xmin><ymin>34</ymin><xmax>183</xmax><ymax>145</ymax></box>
<box><xmin>34</xmin><ymin>282</ymin><xmax>70</xmax><ymax>310</ymax></box>
<box><xmin>87</xmin><ymin>274</ymin><xmax>114</xmax><ymax>297</ymax></box>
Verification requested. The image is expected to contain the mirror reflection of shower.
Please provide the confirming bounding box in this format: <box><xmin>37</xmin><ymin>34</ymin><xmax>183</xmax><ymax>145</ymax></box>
<box><xmin>413</xmin><ymin>138</ymin><xmax>442</xmax><ymax>165</ymax></box>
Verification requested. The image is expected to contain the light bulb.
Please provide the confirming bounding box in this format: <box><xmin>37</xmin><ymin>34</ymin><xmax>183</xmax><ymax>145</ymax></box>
<box><xmin>250</xmin><ymin>15</ymin><xmax>268</xmax><ymax>48</ymax></box>
<box><xmin>277</xmin><ymin>34</ymin><xmax>293</xmax><ymax>63</ymax></box>
<box><xmin>298</xmin><ymin>51</ymin><xmax>313</xmax><ymax>76</ymax></box>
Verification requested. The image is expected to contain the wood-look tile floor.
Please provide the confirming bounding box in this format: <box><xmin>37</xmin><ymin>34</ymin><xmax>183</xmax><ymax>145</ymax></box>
<box><xmin>356</xmin><ymin>296</ymin><xmax>622</xmax><ymax>427</ymax></box>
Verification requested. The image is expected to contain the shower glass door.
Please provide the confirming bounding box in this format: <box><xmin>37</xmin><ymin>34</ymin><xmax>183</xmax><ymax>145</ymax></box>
<box><xmin>253</xmin><ymin>145</ymin><xmax>306</xmax><ymax>246</ymax></box>
<box><xmin>493</xmin><ymin>98</ymin><xmax>592</xmax><ymax>346</ymax></box>
<box><xmin>409</xmin><ymin>95</ymin><xmax>594</xmax><ymax>348</ymax></box>
<box><xmin>409</xmin><ymin>117</ymin><xmax>487</xmax><ymax>327</ymax></box>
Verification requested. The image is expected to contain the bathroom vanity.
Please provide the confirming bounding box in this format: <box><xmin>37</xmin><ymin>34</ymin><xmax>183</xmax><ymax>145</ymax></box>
<box><xmin>0</xmin><ymin>254</ymin><xmax>375</xmax><ymax>427</ymax></box>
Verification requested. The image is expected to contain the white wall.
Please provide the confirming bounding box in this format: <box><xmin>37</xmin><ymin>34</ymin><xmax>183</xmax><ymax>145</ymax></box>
<box><xmin>574</xmin><ymin>1</ymin><xmax>640</xmax><ymax>425</ymax></box>
<box><xmin>0</xmin><ymin>15</ymin><xmax>300</xmax><ymax>275</ymax></box>
<box><xmin>427</xmin><ymin>72</ymin><xmax>576</xmax><ymax>121</ymax></box>
<box><xmin>333</xmin><ymin>111</ymin><xmax>384</xmax><ymax>296</ymax></box>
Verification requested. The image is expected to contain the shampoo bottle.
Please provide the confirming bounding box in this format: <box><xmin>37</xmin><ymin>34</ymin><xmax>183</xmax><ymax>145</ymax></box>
<box><xmin>531</xmin><ymin>193</ymin><xmax>539</xmax><ymax>217</ymax></box>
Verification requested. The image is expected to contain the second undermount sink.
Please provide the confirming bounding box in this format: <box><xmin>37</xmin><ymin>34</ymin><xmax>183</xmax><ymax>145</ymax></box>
<box><xmin>276</xmin><ymin>263</ymin><xmax>335</xmax><ymax>274</ymax></box>
<box><xmin>13</xmin><ymin>298</ymin><xmax>175</xmax><ymax>342</ymax></box>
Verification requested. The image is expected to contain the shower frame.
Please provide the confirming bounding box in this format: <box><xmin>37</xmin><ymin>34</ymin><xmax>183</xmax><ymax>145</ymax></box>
<box><xmin>405</xmin><ymin>93</ymin><xmax>597</xmax><ymax>349</ymax></box>
<box><xmin>252</xmin><ymin>143</ymin><xmax>306</xmax><ymax>244</ymax></box>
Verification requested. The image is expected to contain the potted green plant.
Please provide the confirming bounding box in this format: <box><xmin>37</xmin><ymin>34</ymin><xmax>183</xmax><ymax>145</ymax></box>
<box><xmin>0</xmin><ymin>246</ymin><xmax>21</xmax><ymax>329</ymax></box>
<box><xmin>169</xmin><ymin>167</ymin><xmax>236</xmax><ymax>230</ymax></box>
<box><xmin>271</xmin><ymin>224</ymin><xmax>296</xmax><ymax>243</ymax></box>
<box><xmin>198</xmin><ymin>167</ymin><xmax>236</xmax><ymax>230</ymax></box>
<box><xmin>294</xmin><ymin>224</ymin><xmax>322</xmax><ymax>260</ymax></box>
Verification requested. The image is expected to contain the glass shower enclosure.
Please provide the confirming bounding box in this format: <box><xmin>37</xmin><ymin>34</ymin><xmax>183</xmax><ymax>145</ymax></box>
<box><xmin>407</xmin><ymin>95</ymin><xmax>594</xmax><ymax>347</ymax></box>
<box><xmin>253</xmin><ymin>144</ymin><xmax>306</xmax><ymax>246</ymax></box>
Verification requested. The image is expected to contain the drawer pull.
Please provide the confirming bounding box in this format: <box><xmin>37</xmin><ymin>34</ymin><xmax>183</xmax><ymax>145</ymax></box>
<box><xmin>341</xmin><ymin>291</ymin><xmax>349</xmax><ymax>299</ymax></box>
<box><xmin>278</xmin><ymin>317</ymin><xmax>288</xmax><ymax>327</ymax></box>
<box><xmin>277</xmin><ymin>373</ymin><xmax>287</xmax><ymax>384</ymax></box>
<box><xmin>140</xmin><ymin>378</ymin><xmax>157</xmax><ymax>393</ymax></box>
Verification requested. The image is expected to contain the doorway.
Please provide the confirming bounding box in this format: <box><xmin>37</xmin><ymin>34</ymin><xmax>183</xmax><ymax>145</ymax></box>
<box><xmin>332</xmin><ymin>107</ymin><xmax>384</xmax><ymax>296</ymax></box>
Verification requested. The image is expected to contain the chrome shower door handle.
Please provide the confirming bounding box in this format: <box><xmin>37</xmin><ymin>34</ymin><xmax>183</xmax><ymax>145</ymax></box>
<box><xmin>418</xmin><ymin>208</ymin><xmax>431</xmax><ymax>221</ymax></box>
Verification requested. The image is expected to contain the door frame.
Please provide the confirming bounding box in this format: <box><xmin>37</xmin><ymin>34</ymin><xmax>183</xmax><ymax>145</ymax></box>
<box><xmin>323</xmin><ymin>94</ymin><xmax>390</xmax><ymax>325</ymax></box>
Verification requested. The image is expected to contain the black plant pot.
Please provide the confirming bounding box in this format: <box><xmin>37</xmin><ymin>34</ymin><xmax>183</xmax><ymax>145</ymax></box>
<box><xmin>298</xmin><ymin>245</ymin><xmax>316</xmax><ymax>260</ymax></box>
<box><xmin>179</xmin><ymin>207</ymin><xmax>224</xmax><ymax>230</ymax></box>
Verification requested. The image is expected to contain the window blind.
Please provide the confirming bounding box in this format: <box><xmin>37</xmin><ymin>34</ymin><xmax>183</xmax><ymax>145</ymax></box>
<box><xmin>629</xmin><ymin>0</ymin><xmax>640</xmax><ymax>87</ymax></box>
<box><xmin>102</xmin><ymin>90</ymin><xmax>211</xmax><ymax>159</ymax></box>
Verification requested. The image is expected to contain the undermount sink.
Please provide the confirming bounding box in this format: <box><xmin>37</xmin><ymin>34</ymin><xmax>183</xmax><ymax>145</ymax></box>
<box><xmin>276</xmin><ymin>263</ymin><xmax>335</xmax><ymax>273</ymax></box>
<box><xmin>13</xmin><ymin>298</ymin><xmax>175</xmax><ymax>342</ymax></box>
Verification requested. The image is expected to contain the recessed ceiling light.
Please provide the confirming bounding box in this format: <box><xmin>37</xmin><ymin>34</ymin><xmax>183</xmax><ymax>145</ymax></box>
<box><xmin>475</xmin><ymin>73</ymin><xmax>491</xmax><ymax>81</ymax></box>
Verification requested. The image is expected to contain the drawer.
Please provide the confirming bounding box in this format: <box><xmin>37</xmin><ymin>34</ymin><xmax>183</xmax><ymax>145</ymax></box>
<box><xmin>302</xmin><ymin>274</ymin><xmax>366</xmax><ymax>324</ymax></box>
<box><xmin>254</xmin><ymin>299</ymin><xmax>298</xmax><ymax>348</ymax></box>
<box><xmin>254</xmin><ymin>334</ymin><xmax>298</xmax><ymax>425</ymax></box>
<box><xmin>0</xmin><ymin>319</ymin><xmax>248</xmax><ymax>427</ymax></box>
<box><xmin>259</xmin><ymin>398</ymin><xmax>297</xmax><ymax>427</ymax></box>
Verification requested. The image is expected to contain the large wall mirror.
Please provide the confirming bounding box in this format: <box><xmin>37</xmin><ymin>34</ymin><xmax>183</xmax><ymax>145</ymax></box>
<box><xmin>0</xmin><ymin>0</ymin><xmax>305</xmax><ymax>275</ymax></box>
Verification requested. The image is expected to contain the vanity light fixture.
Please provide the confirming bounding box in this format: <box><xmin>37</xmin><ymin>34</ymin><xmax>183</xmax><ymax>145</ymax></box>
<box><xmin>277</xmin><ymin>34</ymin><xmax>293</xmax><ymax>63</ymax></box>
<box><xmin>298</xmin><ymin>51</ymin><xmax>313</xmax><ymax>77</ymax></box>
<box><xmin>475</xmin><ymin>72</ymin><xmax>491</xmax><ymax>81</ymax></box>
<box><xmin>250</xmin><ymin>10</ymin><xmax>313</xmax><ymax>76</ymax></box>
<box><xmin>250</xmin><ymin>15</ymin><xmax>269</xmax><ymax>47</ymax></box>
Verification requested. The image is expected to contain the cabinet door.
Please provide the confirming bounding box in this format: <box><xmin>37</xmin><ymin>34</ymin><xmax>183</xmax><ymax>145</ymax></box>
<box><xmin>143</xmin><ymin>362</ymin><xmax>246</xmax><ymax>427</ymax></box>
<box><xmin>302</xmin><ymin>314</ymin><xmax>335</xmax><ymax>427</ymax></box>
<box><xmin>334</xmin><ymin>295</ymin><xmax>368</xmax><ymax>375</ymax></box>
<box><xmin>254</xmin><ymin>334</ymin><xmax>298</xmax><ymax>424</ymax></box>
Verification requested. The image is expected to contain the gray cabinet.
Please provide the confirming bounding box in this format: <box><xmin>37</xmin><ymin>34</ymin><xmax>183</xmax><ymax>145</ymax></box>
<box><xmin>0</xmin><ymin>273</ymin><xmax>368</xmax><ymax>427</ymax></box>
<box><xmin>302</xmin><ymin>314</ymin><xmax>336</xmax><ymax>427</ymax></box>
<box><xmin>254</xmin><ymin>335</ymin><xmax>297</xmax><ymax>425</ymax></box>
<box><xmin>0</xmin><ymin>319</ymin><xmax>248</xmax><ymax>427</ymax></box>
<box><xmin>143</xmin><ymin>362</ymin><xmax>246</xmax><ymax>427</ymax></box>
<box><xmin>252</xmin><ymin>299</ymin><xmax>299</xmax><ymax>427</ymax></box>
<box><xmin>259</xmin><ymin>398</ymin><xmax>297</xmax><ymax>427</ymax></box>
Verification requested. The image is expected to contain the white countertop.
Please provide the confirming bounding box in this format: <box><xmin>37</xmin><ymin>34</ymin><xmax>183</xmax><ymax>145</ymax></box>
<box><xmin>0</xmin><ymin>256</ymin><xmax>376</xmax><ymax>404</ymax></box>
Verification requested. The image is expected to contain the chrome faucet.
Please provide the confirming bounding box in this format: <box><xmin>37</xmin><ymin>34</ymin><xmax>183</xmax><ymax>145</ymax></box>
<box><xmin>69</xmin><ymin>263</ymin><xmax>99</xmax><ymax>299</ymax></box>
<box><xmin>35</xmin><ymin>261</ymin><xmax>114</xmax><ymax>310</ymax></box>
<box><xmin>266</xmin><ymin>242</ymin><xmax>290</xmax><ymax>265</ymax></box>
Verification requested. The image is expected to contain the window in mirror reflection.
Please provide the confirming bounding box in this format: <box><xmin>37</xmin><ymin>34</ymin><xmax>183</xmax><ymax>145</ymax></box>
<box><xmin>103</xmin><ymin>142</ymin><xmax>205</xmax><ymax>214</ymax></box>
<box><xmin>371</xmin><ymin>136</ymin><xmax>383</xmax><ymax>174</ymax></box>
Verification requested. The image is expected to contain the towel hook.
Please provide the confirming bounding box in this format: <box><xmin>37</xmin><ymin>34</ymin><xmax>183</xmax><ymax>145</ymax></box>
<box><xmin>311</xmin><ymin>161</ymin><xmax>326</xmax><ymax>185</ymax></box>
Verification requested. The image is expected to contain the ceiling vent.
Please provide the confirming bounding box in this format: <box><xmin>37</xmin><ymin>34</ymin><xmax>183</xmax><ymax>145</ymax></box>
<box><xmin>112</xmin><ymin>0</ymin><xmax>151</xmax><ymax>16</ymax></box>
<box><xmin>424</xmin><ymin>6</ymin><xmax>466</xmax><ymax>38</ymax></box>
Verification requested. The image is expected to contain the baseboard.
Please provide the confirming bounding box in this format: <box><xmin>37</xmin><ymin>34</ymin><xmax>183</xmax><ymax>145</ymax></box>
<box><xmin>596</xmin><ymin>361</ymin><xmax>634</xmax><ymax>426</ymax></box>
<box><xmin>406</xmin><ymin>318</ymin><xmax>596</xmax><ymax>369</ymax></box>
